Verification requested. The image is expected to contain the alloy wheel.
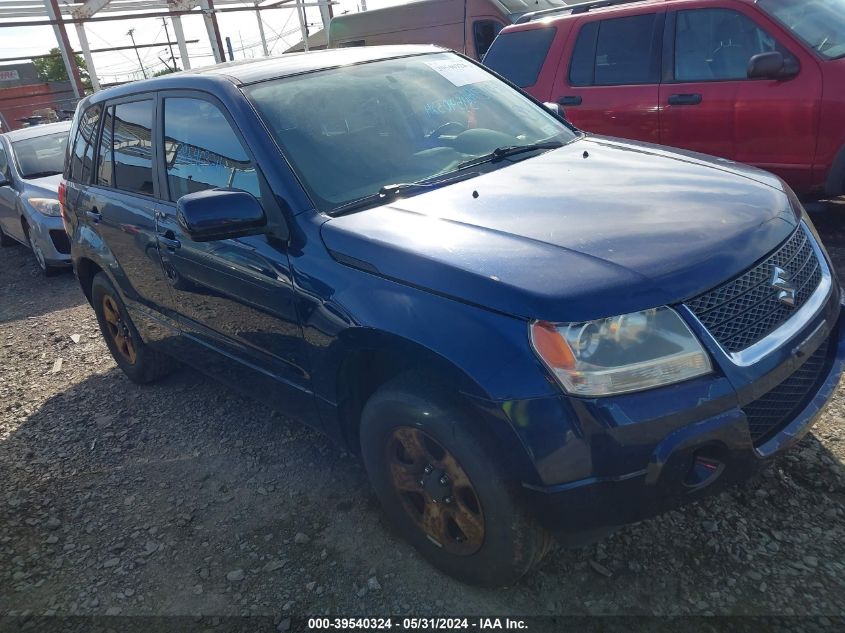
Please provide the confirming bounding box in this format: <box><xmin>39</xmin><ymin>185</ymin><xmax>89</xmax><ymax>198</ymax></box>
<box><xmin>101</xmin><ymin>295</ymin><xmax>137</xmax><ymax>364</ymax></box>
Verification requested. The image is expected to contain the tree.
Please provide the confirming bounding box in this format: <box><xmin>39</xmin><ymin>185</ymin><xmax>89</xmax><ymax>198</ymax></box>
<box><xmin>153</xmin><ymin>66</ymin><xmax>181</xmax><ymax>77</ymax></box>
<box><xmin>33</xmin><ymin>48</ymin><xmax>91</xmax><ymax>89</ymax></box>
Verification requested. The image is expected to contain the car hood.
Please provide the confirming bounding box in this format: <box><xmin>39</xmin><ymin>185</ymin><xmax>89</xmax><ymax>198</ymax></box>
<box><xmin>22</xmin><ymin>173</ymin><xmax>62</xmax><ymax>197</ymax></box>
<box><xmin>320</xmin><ymin>136</ymin><xmax>798</xmax><ymax>323</ymax></box>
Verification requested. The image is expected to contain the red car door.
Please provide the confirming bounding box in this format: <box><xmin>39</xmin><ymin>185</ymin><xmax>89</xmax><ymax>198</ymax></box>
<box><xmin>659</xmin><ymin>2</ymin><xmax>822</xmax><ymax>191</ymax></box>
<box><xmin>551</xmin><ymin>9</ymin><xmax>665</xmax><ymax>143</ymax></box>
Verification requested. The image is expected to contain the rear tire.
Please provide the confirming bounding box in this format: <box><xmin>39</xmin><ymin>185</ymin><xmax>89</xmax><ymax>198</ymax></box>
<box><xmin>359</xmin><ymin>373</ymin><xmax>552</xmax><ymax>586</ymax></box>
<box><xmin>91</xmin><ymin>272</ymin><xmax>176</xmax><ymax>384</ymax></box>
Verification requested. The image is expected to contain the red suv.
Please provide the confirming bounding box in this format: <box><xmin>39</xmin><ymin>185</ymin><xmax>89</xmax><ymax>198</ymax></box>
<box><xmin>484</xmin><ymin>0</ymin><xmax>845</xmax><ymax>198</ymax></box>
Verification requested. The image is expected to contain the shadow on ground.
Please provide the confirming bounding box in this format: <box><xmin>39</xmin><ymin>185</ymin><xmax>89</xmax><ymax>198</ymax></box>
<box><xmin>0</xmin><ymin>245</ymin><xmax>81</xmax><ymax>324</ymax></box>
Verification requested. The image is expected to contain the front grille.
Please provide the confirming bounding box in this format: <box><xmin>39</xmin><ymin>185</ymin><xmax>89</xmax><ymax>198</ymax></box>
<box><xmin>686</xmin><ymin>227</ymin><xmax>822</xmax><ymax>352</ymax></box>
<box><xmin>49</xmin><ymin>229</ymin><xmax>70</xmax><ymax>255</ymax></box>
<box><xmin>743</xmin><ymin>337</ymin><xmax>831</xmax><ymax>446</ymax></box>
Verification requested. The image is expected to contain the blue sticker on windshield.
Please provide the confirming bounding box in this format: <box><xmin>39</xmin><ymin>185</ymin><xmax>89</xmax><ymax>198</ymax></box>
<box><xmin>424</xmin><ymin>86</ymin><xmax>486</xmax><ymax>118</ymax></box>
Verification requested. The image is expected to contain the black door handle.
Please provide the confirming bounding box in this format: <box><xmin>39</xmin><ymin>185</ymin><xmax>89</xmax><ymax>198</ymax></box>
<box><xmin>86</xmin><ymin>208</ymin><xmax>101</xmax><ymax>223</ymax></box>
<box><xmin>558</xmin><ymin>95</ymin><xmax>583</xmax><ymax>106</ymax></box>
<box><xmin>668</xmin><ymin>93</ymin><xmax>702</xmax><ymax>106</ymax></box>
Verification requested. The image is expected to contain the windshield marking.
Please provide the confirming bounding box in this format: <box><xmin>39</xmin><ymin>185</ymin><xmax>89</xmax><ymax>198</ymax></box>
<box><xmin>424</xmin><ymin>59</ymin><xmax>493</xmax><ymax>87</ymax></box>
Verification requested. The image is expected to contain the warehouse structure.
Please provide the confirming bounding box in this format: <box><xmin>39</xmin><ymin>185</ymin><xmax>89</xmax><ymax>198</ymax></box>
<box><xmin>0</xmin><ymin>0</ymin><xmax>335</xmax><ymax>100</ymax></box>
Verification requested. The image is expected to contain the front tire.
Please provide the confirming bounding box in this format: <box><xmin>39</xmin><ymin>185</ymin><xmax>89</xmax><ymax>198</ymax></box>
<box><xmin>91</xmin><ymin>272</ymin><xmax>176</xmax><ymax>384</ymax></box>
<box><xmin>360</xmin><ymin>373</ymin><xmax>552</xmax><ymax>586</ymax></box>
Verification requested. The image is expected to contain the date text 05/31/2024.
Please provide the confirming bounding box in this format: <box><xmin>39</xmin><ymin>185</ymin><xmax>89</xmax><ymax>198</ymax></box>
<box><xmin>307</xmin><ymin>618</ymin><xmax>529</xmax><ymax>630</ymax></box>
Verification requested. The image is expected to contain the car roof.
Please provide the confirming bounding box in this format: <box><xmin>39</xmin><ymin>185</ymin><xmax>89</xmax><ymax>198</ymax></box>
<box><xmin>3</xmin><ymin>120</ymin><xmax>72</xmax><ymax>142</ymax></box>
<box><xmin>85</xmin><ymin>45</ymin><xmax>446</xmax><ymax>106</ymax></box>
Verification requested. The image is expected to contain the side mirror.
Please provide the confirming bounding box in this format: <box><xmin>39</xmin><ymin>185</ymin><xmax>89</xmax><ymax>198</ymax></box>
<box><xmin>748</xmin><ymin>51</ymin><xmax>799</xmax><ymax>80</ymax></box>
<box><xmin>543</xmin><ymin>102</ymin><xmax>567</xmax><ymax>120</ymax></box>
<box><xmin>176</xmin><ymin>188</ymin><xmax>267</xmax><ymax>242</ymax></box>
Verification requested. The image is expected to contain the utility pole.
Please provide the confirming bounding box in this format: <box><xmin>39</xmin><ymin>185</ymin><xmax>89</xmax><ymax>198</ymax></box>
<box><xmin>127</xmin><ymin>28</ymin><xmax>147</xmax><ymax>79</ymax></box>
<box><xmin>161</xmin><ymin>17</ymin><xmax>178</xmax><ymax>71</ymax></box>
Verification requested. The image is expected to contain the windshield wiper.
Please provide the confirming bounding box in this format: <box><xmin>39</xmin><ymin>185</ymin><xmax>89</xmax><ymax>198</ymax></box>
<box><xmin>330</xmin><ymin>171</ymin><xmax>479</xmax><ymax>216</ymax></box>
<box><xmin>455</xmin><ymin>140</ymin><xmax>564</xmax><ymax>171</ymax></box>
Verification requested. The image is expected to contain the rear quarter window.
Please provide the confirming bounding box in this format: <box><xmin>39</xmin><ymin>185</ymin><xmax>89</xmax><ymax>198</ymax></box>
<box><xmin>68</xmin><ymin>105</ymin><xmax>102</xmax><ymax>183</ymax></box>
<box><xmin>484</xmin><ymin>27</ymin><xmax>557</xmax><ymax>88</ymax></box>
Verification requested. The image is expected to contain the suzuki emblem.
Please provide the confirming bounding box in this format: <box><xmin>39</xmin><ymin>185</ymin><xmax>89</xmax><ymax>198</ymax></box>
<box><xmin>771</xmin><ymin>266</ymin><xmax>797</xmax><ymax>307</ymax></box>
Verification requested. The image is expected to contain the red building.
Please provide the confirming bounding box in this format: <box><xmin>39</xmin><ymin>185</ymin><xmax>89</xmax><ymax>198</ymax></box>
<box><xmin>0</xmin><ymin>63</ymin><xmax>76</xmax><ymax>131</ymax></box>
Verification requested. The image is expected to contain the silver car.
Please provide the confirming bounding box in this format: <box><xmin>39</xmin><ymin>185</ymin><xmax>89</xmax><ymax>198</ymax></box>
<box><xmin>0</xmin><ymin>121</ymin><xmax>72</xmax><ymax>275</ymax></box>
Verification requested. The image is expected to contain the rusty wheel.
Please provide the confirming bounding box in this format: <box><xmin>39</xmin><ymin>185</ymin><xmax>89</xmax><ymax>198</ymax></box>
<box><xmin>101</xmin><ymin>294</ymin><xmax>137</xmax><ymax>364</ymax></box>
<box><xmin>386</xmin><ymin>426</ymin><xmax>485</xmax><ymax>555</ymax></box>
<box><xmin>91</xmin><ymin>273</ymin><xmax>175</xmax><ymax>384</ymax></box>
<box><xmin>361</xmin><ymin>374</ymin><xmax>553</xmax><ymax>585</ymax></box>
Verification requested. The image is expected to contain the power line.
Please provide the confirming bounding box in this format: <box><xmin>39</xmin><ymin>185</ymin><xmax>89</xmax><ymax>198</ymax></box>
<box><xmin>0</xmin><ymin>40</ymin><xmax>200</xmax><ymax>64</ymax></box>
<box><xmin>86</xmin><ymin>26</ymin><xmax>146</xmax><ymax>69</ymax></box>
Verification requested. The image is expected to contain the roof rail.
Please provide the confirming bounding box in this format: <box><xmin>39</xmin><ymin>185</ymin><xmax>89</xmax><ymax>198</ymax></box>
<box><xmin>516</xmin><ymin>0</ymin><xmax>647</xmax><ymax>24</ymax></box>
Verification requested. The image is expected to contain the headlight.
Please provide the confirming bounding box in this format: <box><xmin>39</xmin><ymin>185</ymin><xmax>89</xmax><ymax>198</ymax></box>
<box><xmin>530</xmin><ymin>307</ymin><xmax>711</xmax><ymax>397</ymax></box>
<box><xmin>27</xmin><ymin>197</ymin><xmax>61</xmax><ymax>217</ymax></box>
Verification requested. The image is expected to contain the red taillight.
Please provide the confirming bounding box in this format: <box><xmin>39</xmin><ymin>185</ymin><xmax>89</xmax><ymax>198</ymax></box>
<box><xmin>58</xmin><ymin>180</ymin><xmax>70</xmax><ymax>235</ymax></box>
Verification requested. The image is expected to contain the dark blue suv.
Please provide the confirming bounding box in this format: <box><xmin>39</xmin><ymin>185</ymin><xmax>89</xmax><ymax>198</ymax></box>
<box><xmin>62</xmin><ymin>45</ymin><xmax>845</xmax><ymax>586</ymax></box>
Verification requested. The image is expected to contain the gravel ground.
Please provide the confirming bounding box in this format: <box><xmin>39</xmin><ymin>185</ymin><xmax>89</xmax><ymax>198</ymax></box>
<box><xmin>1</xmin><ymin>202</ymin><xmax>844</xmax><ymax>625</ymax></box>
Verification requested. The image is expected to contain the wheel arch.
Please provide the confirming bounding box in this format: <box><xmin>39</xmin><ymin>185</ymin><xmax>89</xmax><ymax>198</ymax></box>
<box><xmin>325</xmin><ymin>327</ymin><xmax>542</xmax><ymax>485</ymax></box>
<box><xmin>75</xmin><ymin>256</ymin><xmax>105</xmax><ymax>304</ymax></box>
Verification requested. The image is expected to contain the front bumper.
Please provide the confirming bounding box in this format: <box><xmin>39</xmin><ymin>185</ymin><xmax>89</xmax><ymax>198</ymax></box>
<box><xmin>27</xmin><ymin>212</ymin><xmax>71</xmax><ymax>266</ymax></box>
<box><xmin>523</xmin><ymin>303</ymin><xmax>845</xmax><ymax>536</ymax></box>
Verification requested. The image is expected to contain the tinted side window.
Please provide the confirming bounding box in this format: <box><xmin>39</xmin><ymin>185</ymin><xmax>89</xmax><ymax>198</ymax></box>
<box><xmin>474</xmin><ymin>20</ymin><xmax>504</xmax><ymax>59</ymax></box>
<box><xmin>69</xmin><ymin>105</ymin><xmax>102</xmax><ymax>183</ymax></box>
<box><xmin>483</xmin><ymin>27</ymin><xmax>557</xmax><ymax>88</ymax></box>
<box><xmin>96</xmin><ymin>106</ymin><xmax>115</xmax><ymax>187</ymax></box>
<box><xmin>163</xmin><ymin>97</ymin><xmax>260</xmax><ymax>202</ymax></box>
<box><xmin>593</xmin><ymin>14</ymin><xmax>661</xmax><ymax>86</ymax></box>
<box><xmin>0</xmin><ymin>145</ymin><xmax>8</xmax><ymax>177</ymax></box>
<box><xmin>569</xmin><ymin>21</ymin><xmax>599</xmax><ymax>86</ymax></box>
<box><xmin>675</xmin><ymin>9</ymin><xmax>779</xmax><ymax>82</ymax></box>
<box><xmin>113</xmin><ymin>100</ymin><xmax>154</xmax><ymax>196</ymax></box>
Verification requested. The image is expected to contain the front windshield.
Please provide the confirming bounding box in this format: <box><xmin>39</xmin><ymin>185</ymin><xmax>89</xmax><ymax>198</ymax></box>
<box><xmin>245</xmin><ymin>52</ymin><xmax>576</xmax><ymax>212</ymax></box>
<box><xmin>12</xmin><ymin>132</ymin><xmax>68</xmax><ymax>179</ymax></box>
<box><xmin>758</xmin><ymin>0</ymin><xmax>845</xmax><ymax>60</ymax></box>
